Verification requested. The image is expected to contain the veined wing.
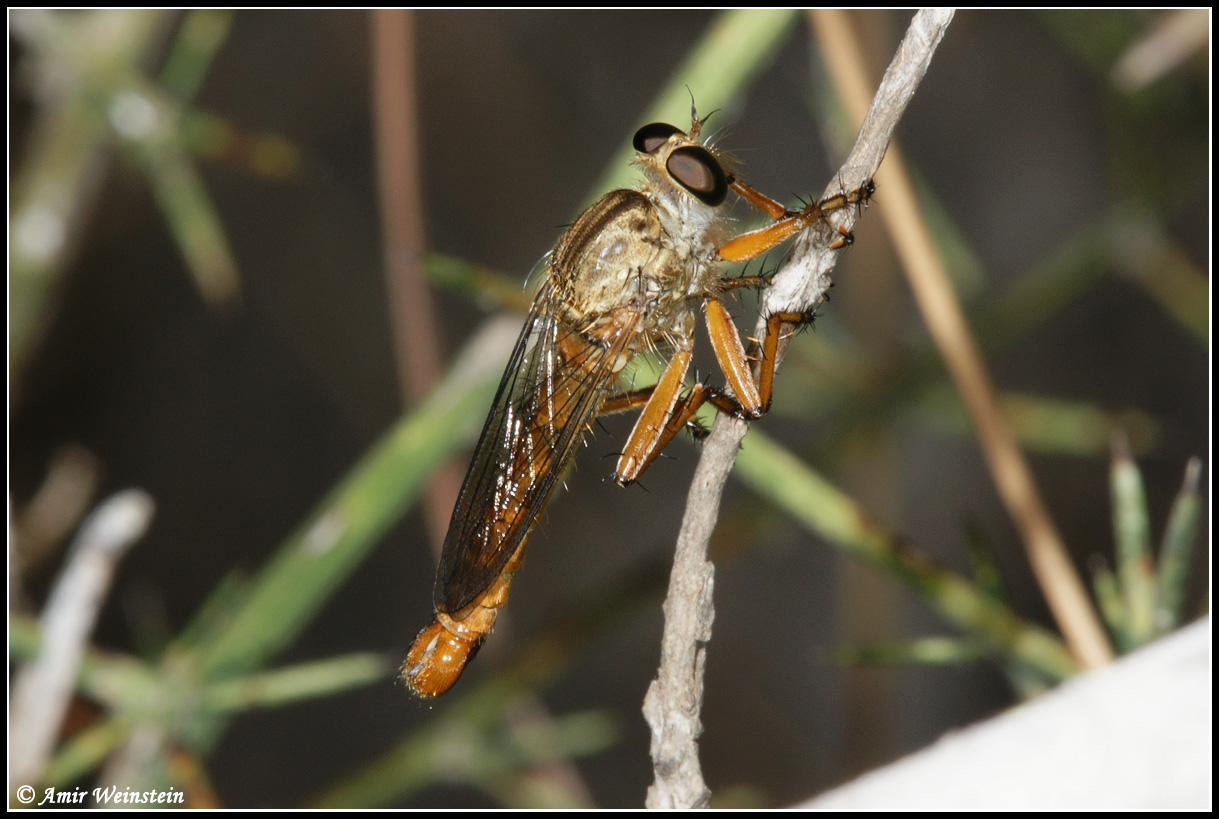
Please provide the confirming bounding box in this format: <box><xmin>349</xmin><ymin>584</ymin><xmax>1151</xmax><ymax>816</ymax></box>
<box><xmin>436</xmin><ymin>280</ymin><xmax>634</xmax><ymax>615</ymax></box>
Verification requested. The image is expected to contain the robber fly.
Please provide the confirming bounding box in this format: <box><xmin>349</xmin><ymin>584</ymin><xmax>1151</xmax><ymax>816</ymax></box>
<box><xmin>403</xmin><ymin>113</ymin><xmax>873</xmax><ymax>697</ymax></box>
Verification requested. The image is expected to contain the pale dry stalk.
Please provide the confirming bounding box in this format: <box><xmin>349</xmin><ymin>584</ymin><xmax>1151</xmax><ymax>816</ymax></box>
<box><xmin>645</xmin><ymin>9</ymin><xmax>957</xmax><ymax>809</ymax></box>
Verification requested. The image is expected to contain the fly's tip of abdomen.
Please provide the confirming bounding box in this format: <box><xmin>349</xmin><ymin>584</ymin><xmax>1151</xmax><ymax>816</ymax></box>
<box><xmin>402</xmin><ymin>619</ymin><xmax>483</xmax><ymax>698</ymax></box>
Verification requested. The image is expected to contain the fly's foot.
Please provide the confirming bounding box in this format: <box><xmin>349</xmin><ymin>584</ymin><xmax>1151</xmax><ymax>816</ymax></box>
<box><xmin>702</xmin><ymin>384</ymin><xmax>764</xmax><ymax>421</ymax></box>
<box><xmin>765</xmin><ymin>308</ymin><xmax>819</xmax><ymax>336</ymax></box>
<box><xmin>684</xmin><ymin>414</ymin><xmax>712</xmax><ymax>440</ymax></box>
<box><xmin>828</xmin><ymin>224</ymin><xmax>855</xmax><ymax>250</ymax></box>
<box><xmin>795</xmin><ymin>177</ymin><xmax>875</xmax><ymax>248</ymax></box>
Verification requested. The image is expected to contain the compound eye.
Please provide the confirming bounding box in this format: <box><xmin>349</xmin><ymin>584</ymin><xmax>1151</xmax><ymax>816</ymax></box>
<box><xmin>632</xmin><ymin>122</ymin><xmax>684</xmax><ymax>154</ymax></box>
<box><xmin>666</xmin><ymin>146</ymin><xmax>728</xmax><ymax>206</ymax></box>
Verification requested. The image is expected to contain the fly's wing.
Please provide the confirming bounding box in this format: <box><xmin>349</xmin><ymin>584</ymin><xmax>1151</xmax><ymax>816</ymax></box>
<box><xmin>435</xmin><ymin>281</ymin><xmax>631</xmax><ymax>615</ymax></box>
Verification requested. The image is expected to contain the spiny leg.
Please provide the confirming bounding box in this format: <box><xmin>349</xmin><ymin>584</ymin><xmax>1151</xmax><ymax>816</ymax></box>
<box><xmin>755</xmin><ymin>309</ymin><xmax>817</xmax><ymax>412</ymax></box>
<box><xmin>727</xmin><ymin>175</ymin><xmax>790</xmax><ymax>220</ymax></box>
<box><xmin>600</xmin><ymin>385</ymin><xmax>656</xmax><ymax>416</ymax></box>
<box><xmin>610</xmin><ymin>306</ymin><xmax>819</xmax><ymax>488</ymax></box>
<box><xmin>605</xmin><ymin>355</ymin><xmax>722</xmax><ymax>487</ymax></box>
<box><xmin>609</xmin><ymin>180</ymin><xmax>870</xmax><ymax>487</ymax></box>
<box><xmin>715</xmin><ymin>273</ymin><xmax>774</xmax><ymax>294</ymax></box>
<box><xmin>704</xmin><ymin>297</ymin><xmax>763</xmax><ymax>416</ymax></box>
<box><xmin>717</xmin><ymin>179</ymin><xmax>874</xmax><ymax>262</ymax></box>
<box><xmin>611</xmin><ymin>381</ymin><xmax>746</xmax><ymax>487</ymax></box>
<box><xmin>706</xmin><ymin>298</ymin><xmax>819</xmax><ymax>418</ymax></box>
<box><xmin>708</xmin><ymin>181</ymin><xmax>868</xmax><ymax>409</ymax></box>
<box><xmin>612</xmin><ymin>349</ymin><xmax>692</xmax><ymax>486</ymax></box>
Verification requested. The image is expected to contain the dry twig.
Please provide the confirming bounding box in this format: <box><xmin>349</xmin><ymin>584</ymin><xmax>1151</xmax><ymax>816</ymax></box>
<box><xmin>644</xmin><ymin>10</ymin><xmax>956</xmax><ymax>809</ymax></box>
<box><xmin>9</xmin><ymin>490</ymin><xmax>155</xmax><ymax>787</ymax></box>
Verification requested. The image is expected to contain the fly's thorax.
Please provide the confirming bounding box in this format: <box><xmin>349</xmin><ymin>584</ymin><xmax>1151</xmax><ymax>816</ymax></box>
<box><xmin>643</xmin><ymin>176</ymin><xmax>726</xmax><ymax>293</ymax></box>
<box><xmin>643</xmin><ymin>306</ymin><xmax>697</xmax><ymax>357</ymax></box>
<box><xmin>552</xmin><ymin>189</ymin><xmax>699</xmax><ymax>330</ymax></box>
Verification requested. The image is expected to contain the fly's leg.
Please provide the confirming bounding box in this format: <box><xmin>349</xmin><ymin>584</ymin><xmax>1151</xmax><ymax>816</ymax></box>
<box><xmin>610</xmin><ymin>299</ymin><xmax>813</xmax><ymax>487</ymax></box>
<box><xmin>611</xmin><ymin>349</ymin><xmax>692</xmax><ymax>486</ymax></box>
<box><xmin>600</xmin><ymin>386</ymin><xmax>657</xmax><ymax>416</ymax></box>
<box><xmin>703</xmin><ymin>298</ymin><xmax>819</xmax><ymax>420</ymax></box>
<box><xmin>604</xmin><ymin>380</ymin><xmax>707</xmax><ymax>482</ymax></box>
<box><xmin>755</xmin><ymin>309</ymin><xmax>817</xmax><ymax>413</ymax></box>
<box><xmin>611</xmin><ymin>180</ymin><xmax>875</xmax><ymax>490</ymax></box>
<box><xmin>612</xmin><ymin>382</ymin><xmax>735</xmax><ymax>486</ymax></box>
<box><xmin>704</xmin><ymin>297</ymin><xmax>763</xmax><ymax>415</ymax></box>
<box><xmin>827</xmin><ymin>224</ymin><xmax>855</xmax><ymax>250</ymax></box>
<box><xmin>718</xmin><ymin>210</ymin><xmax>808</xmax><ymax>262</ymax></box>
<box><xmin>718</xmin><ymin>178</ymin><xmax>874</xmax><ymax>262</ymax></box>
<box><xmin>727</xmin><ymin>175</ymin><xmax>790</xmax><ymax>219</ymax></box>
<box><xmin>610</xmin><ymin>382</ymin><xmax>773</xmax><ymax>487</ymax></box>
<box><xmin>699</xmin><ymin>179</ymin><xmax>872</xmax><ymax>412</ymax></box>
<box><xmin>718</xmin><ymin>206</ymin><xmax>851</xmax><ymax>262</ymax></box>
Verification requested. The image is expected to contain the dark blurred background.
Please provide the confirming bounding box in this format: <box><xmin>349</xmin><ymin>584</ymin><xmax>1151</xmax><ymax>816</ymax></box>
<box><xmin>9</xmin><ymin>10</ymin><xmax>1209</xmax><ymax>808</ymax></box>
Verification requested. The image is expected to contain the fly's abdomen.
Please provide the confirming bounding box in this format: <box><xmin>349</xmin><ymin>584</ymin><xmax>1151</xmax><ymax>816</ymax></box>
<box><xmin>401</xmin><ymin>537</ymin><xmax>528</xmax><ymax>698</ymax></box>
<box><xmin>403</xmin><ymin>327</ymin><xmax>618</xmax><ymax>697</ymax></box>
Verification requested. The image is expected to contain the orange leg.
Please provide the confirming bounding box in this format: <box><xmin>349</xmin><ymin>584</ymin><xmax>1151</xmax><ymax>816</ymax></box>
<box><xmin>718</xmin><ymin>214</ymin><xmax>811</xmax><ymax>263</ymax></box>
<box><xmin>608</xmin><ymin>308</ymin><xmax>817</xmax><ymax>487</ymax></box>
<box><xmin>828</xmin><ymin>224</ymin><xmax>854</xmax><ymax>250</ymax></box>
<box><xmin>611</xmin><ymin>382</ymin><xmax>730</xmax><ymax>487</ymax></box>
<box><xmin>728</xmin><ymin>175</ymin><xmax>791</xmax><ymax>220</ymax></box>
<box><xmin>609</xmin><ymin>179</ymin><xmax>873</xmax><ymax>487</ymax></box>
<box><xmin>719</xmin><ymin>179</ymin><xmax>874</xmax><ymax>262</ymax></box>
<box><xmin>600</xmin><ymin>385</ymin><xmax>656</xmax><ymax>416</ymax></box>
<box><xmin>612</xmin><ymin>349</ymin><xmax>692</xmax><ymax>485</ymax></box>
<box><xmin>707</xmin><ymin>180</ymin><xmax>872</xmax><ymax>409</ymax></box>
<box><xmin>704</xmin><ymin>298</ymin><xmax>763</xmax><ymax>416</ymax></box>
<box><xmin>756</xmin><ymin>310</ymin><xmax>816</xmax><ymax>412</ymax></box>
<box><xmin>706</xmin><ymin>298</ymin><xmax>819</xmax><ymax>417</ymax></box>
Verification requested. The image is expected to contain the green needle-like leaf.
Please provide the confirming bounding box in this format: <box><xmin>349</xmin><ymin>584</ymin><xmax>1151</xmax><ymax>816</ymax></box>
<box><xmin>1091</xmin><ymin>561</ymin><xmax>1127</xmax><ymax>648</ymax></box>
<box><xmin>588</xmin><ymin>10</ymin><xmax>799</xmax><ymax>203</ymax></box>
<box><xmin>838</xmin><ymin>636</ymin><xmax>994</xmax><ymax>666</ymax></box>
<box><xmin>204</xmin><ymin>654</ymin><xmax>392</xmax><ymax>713</ymax></box>
<box><xmin>1154</xmin><ymin>458</ymin><xmax>1202</xmax><ymax>635</ymax></box>
<box><xmin>1110</xmin><ymin>435</ymin><xmax>1156</xmax><ymax>647</ymax></box>
<box><xmin>731</xmin><ymin>429</ymin><xmax>1079</xmax><ymax>681</ymax></box>
<box><xmin>192</xmin><ymin>320</ymin><xmax>515</xmax><ymax>681</ymax></box>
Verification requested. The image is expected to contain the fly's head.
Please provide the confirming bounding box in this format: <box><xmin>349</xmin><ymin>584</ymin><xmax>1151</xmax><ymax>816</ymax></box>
<box><xmin>632</xmin><ymin>121</ymin><xmax>732</xmax><ymax>255</ymax></box>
